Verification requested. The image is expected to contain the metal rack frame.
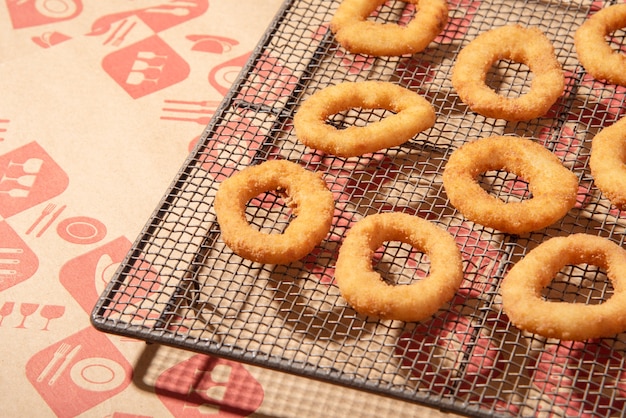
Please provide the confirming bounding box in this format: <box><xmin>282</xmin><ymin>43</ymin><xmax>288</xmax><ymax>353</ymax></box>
<box><xmin>92</xmin><ymin>1</ymin><xmax>626</xmax><ymax>416</ymax></box>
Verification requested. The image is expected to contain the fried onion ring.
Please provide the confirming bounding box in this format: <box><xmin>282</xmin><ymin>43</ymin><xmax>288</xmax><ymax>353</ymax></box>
<box><xmin>442</xmin><ymin>136</ymin><xmax>578</xmax><ymax>235</ymax></box>
<box><xmin>293</xmin><ymin>81</ymin><xmax>436</xmax><ymax>157</ymax></box>
<box><xmin>589</xmin><ymin>116</ymin><xmax>626</xmax><ymax>210</ymax></box>
<box><xmin>501</xmin><ymin>234</ymin><xmax>626</xmax><ymax>340</ymax></box>
<box><xmin>575</xmin><ymin>4</ymin><xmax>626</xmax><ymax>86</ymax></box>
<box><xmin>330</xmin><ymin>0</ymin><xmax>448</xmax><ymax>56</ymax></box>
<box><xmin>214</xmin><ymin>160</ymin><xmax>334</xmax><ymax>264</ymax></box>
<box><xmin>334</xmin><ymin>212</ymin><xmax>463</xmax><ymax>322</ymax></box>
<box><xmin>451</xmin><ymin>25</ymin><xmax>564</xmax><ymax>121</ymax></box>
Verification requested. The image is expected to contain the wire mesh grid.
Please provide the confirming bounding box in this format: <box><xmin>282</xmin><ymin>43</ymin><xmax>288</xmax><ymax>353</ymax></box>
<box><xmin>92</xmin><ymin>0</ymin><xmax>626</xmax><ymax>416</ymax></box>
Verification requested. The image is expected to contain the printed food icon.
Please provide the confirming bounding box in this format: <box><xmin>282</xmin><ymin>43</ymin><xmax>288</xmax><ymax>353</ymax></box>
<box><xmin>7</xmin><ymin>0</ymin><xmax>83</xmax><ymax>29</ymax></box>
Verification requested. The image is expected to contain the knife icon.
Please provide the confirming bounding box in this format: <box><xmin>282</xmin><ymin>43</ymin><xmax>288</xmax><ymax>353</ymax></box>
<box><xmin>48</xmin><ymin>344</ymin><xmax>82</xmax><ymax>385</ymax></box>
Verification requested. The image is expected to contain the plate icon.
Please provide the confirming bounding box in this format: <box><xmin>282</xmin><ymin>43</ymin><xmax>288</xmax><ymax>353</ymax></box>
<box><xmin>57</xmin><ymin>216</ymin><xmax>106</xmax><ymax>244</ymax></box>
<box><xmin>70</xmin><ymin>357</ymin><xmax>126</xmax><ymax>392</ymax></box>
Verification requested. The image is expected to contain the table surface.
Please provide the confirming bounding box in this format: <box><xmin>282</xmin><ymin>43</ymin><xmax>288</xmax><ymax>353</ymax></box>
<box><xmin>0</xmin><ymin>1</ymin><xmax>461</xmax><ymax>417</ymax></box>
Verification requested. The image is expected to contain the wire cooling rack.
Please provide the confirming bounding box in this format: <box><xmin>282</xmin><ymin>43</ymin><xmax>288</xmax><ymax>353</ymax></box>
<box><xmin>92</xmin><ymin>1</ymin><xmax>626</xmax><ymax>416</ymax></box>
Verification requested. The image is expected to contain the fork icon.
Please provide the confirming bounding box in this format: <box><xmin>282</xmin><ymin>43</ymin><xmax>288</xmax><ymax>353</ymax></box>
<box><xmin>25</xmin><ymin>203</ymin><xmax>56</xmax><ymax>235</ymax></box>
<box><xmin>36</xmin><ymin>342</ymin><xmax>71</xmax><ymax>382</ymax></box>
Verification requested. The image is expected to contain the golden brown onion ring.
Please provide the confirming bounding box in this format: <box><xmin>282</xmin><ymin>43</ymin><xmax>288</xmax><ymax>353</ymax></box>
<box><xmin>214</xmin><ymin>160</ymin><xmax>334</xmax><ymax>264</ymax></box>
<box><xmin>589</xmin><ymin>117</ymin><xmax>626</xmax><ymax>210</ymax></box>
<box><xmin>334</xmin><ymin>212</ymin><xmax>463</xmax><ymax>322</ymax></box>
<box><xmin>501</xmin><ymin>234</ymin><xmax>626</xmax><ymax>340</ymax></box>
<box><xmin>293</xmin><ymin>81</ymin><xmax>436</xmax><ymax>157</ymax></box>
<box><xmin>330</xmin><ymin>0</ymin><xmax>448</xmax><ymax>56</ymax></box>
<box><xmin>442</xmin><ymin>136</ymin><xmax>578</xmax><ymax>234</ymax></box>
<box><xmin>451</xmin><ymin>25</ymin><xmax>564</xmax><ymax>121</ymax></box>
<box><xmin>575</xmin><ymin>4</ymin><xmax>626</xmax><ymax>86</ymax></box>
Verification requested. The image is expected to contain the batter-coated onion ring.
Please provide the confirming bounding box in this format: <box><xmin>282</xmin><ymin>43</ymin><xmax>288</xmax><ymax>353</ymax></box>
<box><xmin>293</xmin><ymin>81</ymin><xmax>436</xmax><ymax>157</ymax></box>
<box><xmin>442</xmin><ymin>136</ymin><xmax>578</xmax><ymax>235</ymax></box>
<box><xmin>501</xmin><ymin>234</ymin><xmax>626</xmax><ymax>340</ymax></box>
<box><xmin>451</xmin><ymin>25</ymin><xmax>564</xmax><ymax>121</ymax></box>
<box><xmin>589</xmin><ymin>116</ymin><xmax>626</xmax><ymax>210</ymax></box>
<box><xmin>334</xmin><ymin>212</ymin><xmax>464</xmax><ymax>322</ymax></box>
<box><xmin>330</xmin><ymin>0</ymin><xmax>448</xmax><ymax>56</ymax></box>
<box><xmin>214</xmin><ymin>159</ymin><xmax>334</xmax><ymax>264</ymax></box>
<box><xmin>575</xmin><ymin>4</ymin><xmax>626</xmax><ymax>86</ymax></box>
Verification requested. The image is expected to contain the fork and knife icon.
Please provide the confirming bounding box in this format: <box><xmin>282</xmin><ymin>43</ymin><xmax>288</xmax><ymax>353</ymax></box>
<box><xmin>36</xmin><ymin>343</ymin><xmax>82</xmax><ymax>385</ymax></box>
<box><xmin>26</xmin><ymin>203</ymin><xmax>66</xmax><ymax>237</ymax></box>
<box><xmin>160</xmin><ymin>99</ymin><xmax>219</xmax><ymax>125</ymax></box>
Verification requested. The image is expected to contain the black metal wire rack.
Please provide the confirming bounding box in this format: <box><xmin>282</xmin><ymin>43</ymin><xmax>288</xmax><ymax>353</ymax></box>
<box><xmin>92</xmin><ymin>1</ymin><xmax>626</xmax><ymax>416</ymax></box>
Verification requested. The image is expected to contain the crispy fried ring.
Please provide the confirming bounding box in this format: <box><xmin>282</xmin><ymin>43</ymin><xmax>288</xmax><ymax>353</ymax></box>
<box><xmin>214</xmin><ymin>160</ymin><xmax>334</xmax><ymax>264</ymax></box>
<box><xmin>575</xmin><ymin>4</ymin><xmax>626</xmax><ymax>86</ymax></box>
<box><xmin>451</xmin><ymin>25</ymin><xmax>564</xmax><ymax>121</ymax></box>
<box><xmin>293</xmin><ymin>81</ymin><xmax>436</xmax><ymax>158</ymax></box>
<box><xmin>589</xmin><ymin>116</ymin><xmax>626</xmax><ymax>210</ymax></box>
<box><xmin>442</xmin><ymin>136</ymin><xmax>578</xmax><ymax>235</ymax></box>
<box><xmin>334</xmin><ymin>212</ymin><xmax>464</xmax><ymax>322</ymax></box>
<box><xmin>501</xmin><ymin>234</ymin><xmax>626</xmax><ymax>340</ymax></box>
<box><xmin>329</xmin><ymin>0</ymin><xmax>448</xmax><ymax>56</ymax></box>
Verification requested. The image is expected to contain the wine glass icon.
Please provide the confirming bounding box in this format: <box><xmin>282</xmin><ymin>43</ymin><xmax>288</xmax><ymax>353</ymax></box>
<box><xmin>131</xmin><ymin>59</ymin><xmax>165</xmax><ymax>72</ymax></box>
<box><xmin>126</xmin><ymin>71</ymin><xmax>160</xmax><ymax>86</ymax></box>
<box><xmin>0</xmin><ymin>188</ymin><xmax>29</xmax><ymax>198</ymax></box>
<box><xmin>136</xmin><ymin>51</ymin><xmax>168</xmax><ymax>63</ymax></box>
<box><xmin>208</xmin><ymin>365</ymin><xmax>231</xmax><ymax>383</ymax></box>
<box><xmin>40</xmin><ymin>304</ymin><xmax>65</xmax><ymax>331</ymax></box>
<box><xmin>0</xmin><ymin>157</ymin><xmax>43</xmax><ymax>198</ymax></box>
<box><xmin>0</xmin><ymin>173</ymin><xmax>37</xmax><ymax>188</ymax></box>
<box><xmin>7</xmin><ymin>158</ymin><xmax>44</xmax><ymax>174</ymax></box>
<box><xmin>15</xmin><ymin>303</ymin><xmax>39</xmax><ymax>329</ymax></box>
<box><xmin>125</xmin><ymin>50</ymin><xmax>169</xmax><ymax>86</ymax></box>
<box><xmin>0</xmin><ymin>301</ymin><xmax>15</xmax><ymax>326</ymax></box>
<box><xmin>183</xmin><ymin>385</ymin><xmax>226</xmax><ymax>414</ymax></box>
